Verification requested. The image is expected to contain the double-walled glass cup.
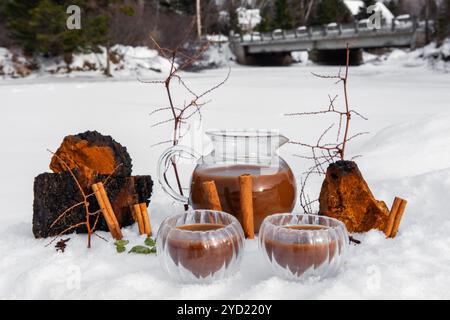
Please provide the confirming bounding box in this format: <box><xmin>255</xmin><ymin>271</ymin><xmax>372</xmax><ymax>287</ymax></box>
<box><xmin>259</xmin><ymin>213</ymin><xmax>349</xmax><ymax>281</ymax></box>
<box><xmin>157</xmin><ymin>210</ymin><xmax>245</xmax><ymax>283</ymax></box>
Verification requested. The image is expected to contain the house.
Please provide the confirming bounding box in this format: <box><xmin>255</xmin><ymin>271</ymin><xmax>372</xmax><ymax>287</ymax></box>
<box><xmin>236</xmin><ymin>7</ymin><xmax>262</xmax><ymax>32</ymax></box>
<box><xmin>343</xmin><ymin>0</ymin><xmax>395</xmax><ymax>25</ymax></box>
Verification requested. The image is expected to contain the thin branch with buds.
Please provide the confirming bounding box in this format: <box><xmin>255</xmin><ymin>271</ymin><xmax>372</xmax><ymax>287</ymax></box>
<box><xmin>141</xmin><ymin>22</ymin><xmax>230</xmax><ymax>209</ymax></box>
<box><xmin>45</xmin><ymin>150</ymin><xmax>122</xmax><ymax>248</ymax></box>
<box><xmin>285</xmin><ymin>44</ymin><xmax>368</xmax><ymax>213</ymax></box>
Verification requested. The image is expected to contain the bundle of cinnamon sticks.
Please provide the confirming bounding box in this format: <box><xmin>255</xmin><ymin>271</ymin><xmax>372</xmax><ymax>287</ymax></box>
<box><xmin>92</xmin><ymin>182</ymin><xmax>123</xmax><ymax>240</ymax></box>
<box><xmin>384</xmin><ymin>197</ymin><xmax>407</xmax><ymax>238</ymax></box>
<box><xmin>202</xmin><ymin>174</ymin><xmax>254</xmax><ymax>239</ymax></box>
<box><xmin>131</xmin><ymin>203</ymin><xmax>152</xmax><ymax>236</ymax></box>
<box><xmin>92</xmin><ymin>182</ymin><xmax>152</xmax><ymax>239</ymax></box>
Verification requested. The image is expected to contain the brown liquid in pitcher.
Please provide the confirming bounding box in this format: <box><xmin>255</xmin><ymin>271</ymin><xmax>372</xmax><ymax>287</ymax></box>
<box><xmin>190</xmin><ymin>164</ymin><xmax>296</xmax><ymax>232</ymax></box>
<box><xmin>167</xmin><ymin>223</ymin><xmax>241</xmax><ymax>279</ymax></box>
<box><xmin>264</xmin><ymin>225</ymin><xmax>339</xmax><ymax>277</ymax></box>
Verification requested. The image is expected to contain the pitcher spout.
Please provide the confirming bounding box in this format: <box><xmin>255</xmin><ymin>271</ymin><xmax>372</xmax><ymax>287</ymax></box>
<box><xmin>278</xmin><ymin>134</ymin><xmax>289</xmax><ymax>148</ymax></box>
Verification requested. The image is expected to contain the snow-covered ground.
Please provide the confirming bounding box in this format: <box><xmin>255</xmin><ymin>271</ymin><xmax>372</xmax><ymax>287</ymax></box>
<box><xmin>1</xmin><ymin>56</ymin><xmax>450</xmax><ymax>299</ymax></box>
<box><xmin>0</xmin><ymin>43</ymin><xmax>234</xmax><ymax>80</ymax></box>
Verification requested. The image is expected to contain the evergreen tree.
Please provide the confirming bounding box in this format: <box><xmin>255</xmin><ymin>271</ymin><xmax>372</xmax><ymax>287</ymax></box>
<box><xmin>170</xmin><ymin>0</ymin><xmax>196</xmax><ymax>15</ymax></box>
<box><xmin>218</xmin><ymin>0</ymin><xmax>241</xmax><ymax>34</ymax></box>
<box><xmin>3</xmin><ymin>0</ymin><xmax>86</xmax><ymax>55</ymax></box>
<box><xmin>2</xmin><ymin>0</ymin><xmax>136</xmax><ymax>76</ymax></box>
<box><xmin>356</xmin><ymin>0</ymin><xmax>376</xmax><ymax>20</ymax></box>
<box><xmin>313</xmin><ymin>0</ymin><xmax>352</xmax><ymax>25</ymax></box>
<box><xmin>30</xmin><ymin>0</ymin><xmax>85</xmax><ymax>56</ymax></box>
<box><xmin>437</xmin><ymin>0</ymin><xmax>450</xmax><ymax>43</ymax></box>
<box><xmin>258</xmin><ymin>12</ymin><xmax>272</xmax><ymax>32</ymax></box>
<box><xmin>386</xmin><ymin>0</ymin><xmax>399</xmax><ymax>16</ymax></box>
<box><xmin>3</xmin><ymin>0</ymin><xmax>42</xmax><ymax>53</ymax></box>
<box><xmin>387</xmin><ymin>0</ymin><xmax>406</xmax><ymax>16</ymax></box>
<box><xmin>272</xmin><ymin>0</ymin><xmax>294</xmax><ymax>29</ymax></box>
<box><xmin>83</xmin><ymin>0</ymin><xmax>135</xmax><ymax>76</ymax></box>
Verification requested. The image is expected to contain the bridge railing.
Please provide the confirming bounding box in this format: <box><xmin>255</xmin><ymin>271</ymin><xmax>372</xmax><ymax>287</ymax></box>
<box><xmin>231</xmin><ymin>16</ymin><xmax>425</xmax><ymax>44</ymax></box>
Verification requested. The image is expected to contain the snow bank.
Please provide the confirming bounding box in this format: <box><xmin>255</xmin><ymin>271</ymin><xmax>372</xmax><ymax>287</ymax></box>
<box><xmin>362</xmin><ymin>40</ymin><xmax>450</xmax><ymax>71</ymax></box>
<box><xmin>291</xmin><ymin>51</ymin><xmax>310</xmax><ymax>64</ymax></box>
<box><xmin>202</xmin><ymin>43</ymin><xmax>236</xmax><ymax>68</ymax></box>
<box><xmin>0</xmin><ymin>41</ymin><xmax>236</xmax><ymax>80</ymax></box>
<box><xmin>0</xmin><ymin>45</ymin><xmax>174</xmax><ymax>80</ymax></box>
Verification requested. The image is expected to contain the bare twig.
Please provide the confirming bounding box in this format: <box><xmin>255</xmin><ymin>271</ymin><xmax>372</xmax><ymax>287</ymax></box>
<box><xmin>285</xmin><ymin>44</ymin><xmax>368</xmax><ymax>213</ymax></box>
<box><xmin>143</xmin><ymin>24</ymin><xmax>229</xmax><ymax>210</ymax></box>
<box><xmin>45</xmin><ymin>150</ymin><xmax>122</xmax><ymax>248</ymax></box>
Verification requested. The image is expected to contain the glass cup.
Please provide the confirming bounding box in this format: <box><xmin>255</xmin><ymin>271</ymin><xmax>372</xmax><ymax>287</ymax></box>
<box><xmin>157</xmin><ymin>210</ymin><xmax>245</xmax><ymax>283</ymax></box>
<box><xmin>259</xmin><ymin>213</ymin><xmax>349</xmax><ymax>281</ymax></box>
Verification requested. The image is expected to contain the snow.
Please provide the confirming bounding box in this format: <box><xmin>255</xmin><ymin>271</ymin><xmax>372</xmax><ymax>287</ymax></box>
<box><xmin>436</xmin><ymin>39</ymin><xmax>450</xmax><ymax>59</ymax></box>
<box><xmin>372</xmin><ymin>2</ymin><xmax>395</xmax><ymax>24</ymax></box>
<box><xmin>344</xmin><ymin>0</ymin><xmax>364</xmax><ymax>16</ymax></box>
<box><xmin>360</xmin><ymin>43</ymin><xmax>450</xmax><ymax>71</ymax></box>
<box><xmin>344</xmin><ymin>0</ymin><xmax>394</xmax><ymax>24</ymax></box>
<box><xmin>291</xmin><ymin>51</ymin><xmax>309</xmax><ymax>64</ymax></box>
<box><xmin>1</xmin><ymin>52</ymin><xmax>450</xmax><ymax>299</ymax></box>
<box><xmin>206</xmin><ymin>34</ymin><xmax>229</xmax><ymax>43</ymax></box>
<box><xmin>0</xmin><ymin>45</ymin><xmax>173</xmax><ymax>80</ymax></box>
<box><xmin>199</xmin><ymin>42</ymin><xmax>236</xmax><ymax>68</ymax></box>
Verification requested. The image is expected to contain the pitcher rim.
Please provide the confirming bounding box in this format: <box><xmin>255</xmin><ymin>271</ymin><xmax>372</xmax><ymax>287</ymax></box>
<box><xmin>206</xmin><ymin>129</ymin><xmax>287</xmax><ymax>140</ymax></box>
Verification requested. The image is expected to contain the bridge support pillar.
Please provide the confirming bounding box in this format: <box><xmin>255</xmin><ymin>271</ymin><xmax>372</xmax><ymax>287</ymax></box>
<box><xmin>309</xmin><ymin>48</ymin><xmax>363</xmax><ymax>66</ymax></box>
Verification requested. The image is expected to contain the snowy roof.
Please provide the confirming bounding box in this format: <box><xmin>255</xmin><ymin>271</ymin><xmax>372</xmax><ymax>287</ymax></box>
<box><xmin>344</xmin><ymin>0</ymin><xmax>364</xmax><ymax>15</ymax></box>
<box><xmin>343</xmin><ymin>0</ymin><xmax>394</xmax><ymax>22</ymax></box>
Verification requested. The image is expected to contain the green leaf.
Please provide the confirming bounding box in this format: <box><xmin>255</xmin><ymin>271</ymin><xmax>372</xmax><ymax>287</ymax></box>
<box><xmin>114</xmin><ymin>240</ymin><xmax>129</xmax><ymax>247</ymax></box>
<box><xmin>144</xmin><ymin>237</ymin><xmax>156</xmax><ymax>247</ymax></box>
<box><xmin>129</xmin><ymin>245</ymin><xmax>153</xmax><ymax>254</ymax></box>
<box><xmin>116</xmin><ymin>245</ymin><xmax>126</xmax><ymax>253</ymax></box>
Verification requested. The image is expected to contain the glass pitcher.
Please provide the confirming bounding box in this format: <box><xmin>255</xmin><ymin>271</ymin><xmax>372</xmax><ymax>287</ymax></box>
<box><xmin>158</xmin><ymin>130</ymin><xmax>297</xmax><ymax>232</ymax></box>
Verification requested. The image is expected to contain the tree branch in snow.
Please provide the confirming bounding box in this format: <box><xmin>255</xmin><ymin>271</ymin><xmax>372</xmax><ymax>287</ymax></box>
<box><xmin>140</xmin><ymin>23</ymin><xmax>230</xmax><ymax>210</ymax></box>
<box><xmin>45</xmin><ymin>150</ymin><xmax>122</xmax><ymax>249</ymax></box>
<box><xmin>285</xmin><ymin>44</ymin><xmax>368</xmax><ymax>214</ymax></box>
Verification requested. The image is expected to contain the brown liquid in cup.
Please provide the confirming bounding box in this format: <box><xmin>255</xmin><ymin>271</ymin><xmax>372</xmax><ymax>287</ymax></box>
<box><xmin>190</xmin><ymin>164</ymin><xmax>296</xmax><ymax>232</ymax></box>
<box><xmin>177</xmin><ymin>223</ymin><xmax>225</xmax><ymax>232</ymax></box>
<box><xmin>166</xmin><ymin>223</ymin><xmax>240</xmax><ymax>279</ymax></box>
<box><xmin>264</xmin><ymin>225</ymin><xmax>339</xmax><ymax>277</ymax></box>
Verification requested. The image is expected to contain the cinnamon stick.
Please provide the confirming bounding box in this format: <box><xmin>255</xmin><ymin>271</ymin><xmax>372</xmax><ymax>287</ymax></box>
<box><xmin>97</xmin><ymin>182</ymin><xmax>123</xmax><ymax>240</ymax></box>
<box><xmin>202</xmin><ymin>180</ymin><xmax>222</xmax><ymax>211</ymax></box>
<box><xmin>139</xmin><ymin>203</ymin><xmax>152</xmax><ymax>236</ymax></box>
<box><xmin>132</xmin><ymin>204</ymin><xmax>145</xmax><ymax>235</ymax></box>
<box><xmin>239</xmin><ymin>174</ymin><xmax>254</xmax><ymax>239</ymax></box>
<box><xmin>390</xmin><ymin>198</ymin><xmax>407</xmax><ymax>238</ymax></box>
<box><xmin>92</xmin><ymin>183</ymin><xmax>122</xmax><ymax>240</ymax></box>
<box><xmin>385</xmin><ymin>197</ymin><xmax>402</xmax><ymax>237</ymax></box>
